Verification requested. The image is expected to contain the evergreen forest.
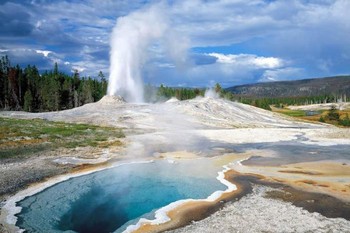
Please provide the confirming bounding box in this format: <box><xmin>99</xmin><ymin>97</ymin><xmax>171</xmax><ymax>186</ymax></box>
<box><xmin>1</xmin><ymin>55</ymin><xmax>348</xmax><ymax>113</ymax></box>
<box><xmin>0</xmin><ymin>56</ymin><xmax>107</xmax><ymax>112</ymax></box>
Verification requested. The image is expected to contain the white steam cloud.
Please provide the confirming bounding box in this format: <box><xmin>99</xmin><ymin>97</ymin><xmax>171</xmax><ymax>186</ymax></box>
<box><xmin>108</xmin><ymin>3</ymin><xmax>188</xmax><ymax>103</ymax></box>
<box><xmin>204</xmin><ymin>88</ymin><xmax>220</xmax><ymax>99</ymax></box>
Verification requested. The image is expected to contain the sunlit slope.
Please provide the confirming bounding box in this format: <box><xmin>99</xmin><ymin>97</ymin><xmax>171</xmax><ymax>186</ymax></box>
<box><xmin>0</xmin><ymin>96</ymin><xmax>323</xmax><ymax>130</ymax></box>
<box><xmin>170</xmin><ymin>97</ymin><xmax>320</xmax><ymax>128</ymax></box>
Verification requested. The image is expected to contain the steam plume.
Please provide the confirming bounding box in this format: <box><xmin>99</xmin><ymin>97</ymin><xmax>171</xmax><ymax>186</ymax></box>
<box><xmin>108</xmin><ymin>4</ymin><xmax>169</xmax><ymax>102</ymax></box>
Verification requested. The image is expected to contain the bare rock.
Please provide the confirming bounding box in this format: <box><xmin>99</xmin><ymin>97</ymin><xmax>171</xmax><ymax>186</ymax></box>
<box><xmin>98</xmin><ymin>95</ymin><xmax>126</xmax><ymax>105</ymax></box>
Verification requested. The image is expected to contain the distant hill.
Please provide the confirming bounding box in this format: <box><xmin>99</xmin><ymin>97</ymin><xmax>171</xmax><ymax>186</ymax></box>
<box><xmin>226</xmin><ymin>76</ymin><xmax>350</xmax><ymax>98</ymax></box>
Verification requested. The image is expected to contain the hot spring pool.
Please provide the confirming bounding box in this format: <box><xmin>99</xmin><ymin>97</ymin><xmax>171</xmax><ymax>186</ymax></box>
<box><xmin>16</xmin><ymin>160</ymin><xmax>226</xmax><ymax>233</ymax></box>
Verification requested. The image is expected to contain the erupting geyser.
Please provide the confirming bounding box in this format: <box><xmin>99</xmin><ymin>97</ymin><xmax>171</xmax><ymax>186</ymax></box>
<box><xmin>108</xmin><ymin>5</ymin><xmax>168</xmax><ymax>103</ymax></box>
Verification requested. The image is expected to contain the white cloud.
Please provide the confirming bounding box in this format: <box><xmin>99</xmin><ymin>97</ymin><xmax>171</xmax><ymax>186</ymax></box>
<box><xmin>155</xmin><ymin>62</ymin><xmax>176</xmax><ymax>68</ymax></box>
<box><xmin>168</xmin><ymin>0</ymin><xmax>288</xmax><ymax>47</ymax></box>
<box><xmin>1</xmin><ymin>0</ymin><xmax>350</xmax><ymax>85</ymax></box>
<box><xmin>71</xmin><ymin>65</ymin><xmax>85</xmax><ymax>73</ymax></box>
<box><xmin>35</xmin><ymin>50</ymin><xmax>51</xmax><ymax>57</ymax></box>
<box><xmin>208</xmin><ymin>53</ymin><xmax>284</xmax><ymax>69</ymax></box>
<box><xmin>253</xmin><ymin>56</ymin><xmax>283</xmax><ymax>69</ymax></box>
<box><xmin>259</xmin><ymin>68</ymin><xmax>304</xmax><ymax>82</ymax></box>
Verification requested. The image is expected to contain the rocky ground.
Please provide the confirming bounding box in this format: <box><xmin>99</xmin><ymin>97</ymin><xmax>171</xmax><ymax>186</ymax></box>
<box><xmin>288</xmin><ymin>102</ymin><xmax>350</xmax><ymax>111</ymax></box>
<box><xmin>168</xmin><ymin>186</ymin><xmax>350</xmax><ymax>233</ymax></box>
<box><xmin>1</xmin><ymin>96</ymin><xmax>350</xmax><ymax>232</ymax></box>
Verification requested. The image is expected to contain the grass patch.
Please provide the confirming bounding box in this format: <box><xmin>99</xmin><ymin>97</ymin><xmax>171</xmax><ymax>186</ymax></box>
<box><xmin>0</xmin><ymin>144</ymin><xmax>52</xmax><ymax>159</ymax></box>
<box><xmin>0</xmin><ymin>117</ymin><xmax>124</xmax><ymax>159</ymax></box>
<box><xmin>274</xmin><ymin>109</ymin><xmax>306</xmax><ymax>117</ymax></box>
<box><xmin>272</xmin><ymin>107</ymin><xmax>350</xmax><ymax>127</ymax></box>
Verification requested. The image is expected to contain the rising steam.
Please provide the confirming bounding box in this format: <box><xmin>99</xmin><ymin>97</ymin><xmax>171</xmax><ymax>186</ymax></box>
<box><xmin>108</xmin><ymin>4</ymin><xmax>170</xmax><ymax>102</ymax></box>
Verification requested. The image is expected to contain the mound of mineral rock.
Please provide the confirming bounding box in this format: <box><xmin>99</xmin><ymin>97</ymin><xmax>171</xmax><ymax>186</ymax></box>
<box><xmin>98</xmin><ymin>95</ymin><xmax>126</xmax><ymax>105</ymax></box>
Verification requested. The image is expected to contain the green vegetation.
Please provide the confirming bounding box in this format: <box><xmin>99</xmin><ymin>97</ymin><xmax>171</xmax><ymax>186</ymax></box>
<box><xmin>156</xmin><ymin>84</ymin><xmax>205</xmax><ymax>101</ymax></box>
<box><xmin>235</xmin><ymin>95</ymin><xmax>345</xmax><ymax>111</ymax></box>
<box><xmin>319</xmin><ymin>116</ymin><xmax>326</xmax><ymax>123</ymax></box>
<box><xmin>227</xmin><ymin>76</ymin><xmax>350</xmax><ymax>101</ymax></box>
<box><xmin>319</xmin><ymin>105</ymin><xmax>350</xmax><ymax>127</ymax></box>
<box><xmin>0</xmin><ymin>56</ymin><xmax>107</xmax><ymax>112</ymax></box>
<box><xmin>0</xmin><ymin>117</ymin><xmax>124</xmax><ymax>159</ymax></box>
<box><xmin>155</xmin><ymin>83</ymin><xmax>273</xmax><ymax>110</ymax></box>
<box><xmin>339</xmin><ymin>114</ymin><xmax>350</xmax><ymax>126</ymax></box>
<box><xmin>239</xmin><ymin>98</ymin><xmax>272</xmax><ymax>110</ymax></box>
<box><xmin>276</xmin><ymin>109</ymin><xmax>306</xmax><ymax>117</ymax></box>
<box><xmin>272</xmin><ymin>105</ymin><xmax>350</xmax><ymax>127</ymax></box>
<box><xmin>1</xmin><ymin>54</ymin><xmax>346</xmax><ymax>114</ymax></box>
<box><xmin>326</xmin><ymin>105</ymin><xmax>340</xmax><ymax>121</ymax></box>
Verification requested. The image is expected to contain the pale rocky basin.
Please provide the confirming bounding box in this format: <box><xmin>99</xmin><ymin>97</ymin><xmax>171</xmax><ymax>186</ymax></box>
<box><xmin>1</xmin><ymin>96</ymin><xmax>350</xmax><ymax>232</ymax></box>
<box><xmin>168</xmin><ymin>185</ymin><xmax>350</xmax><ymax>233</ymax></box>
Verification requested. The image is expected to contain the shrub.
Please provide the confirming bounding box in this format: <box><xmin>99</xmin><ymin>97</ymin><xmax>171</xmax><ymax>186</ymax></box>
<box><xmin>327</xmin><ymin>105</ymin><xmax>340</xmax><ymax>121</ymax></box>
<box><xmin>319</xmin><ymin>116</ymin><xmax>325</xmax><ymax>123</ymax></box>
<box><xmin>339</xmin><ymin>114</ymin><xmax>350</xmax><ymax>127</ymax></box>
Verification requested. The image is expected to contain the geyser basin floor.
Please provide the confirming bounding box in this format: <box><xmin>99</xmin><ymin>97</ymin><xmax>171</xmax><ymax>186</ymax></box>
<box><xmin>15</xmin><ymin>159</ymin><xmax>226</xmax><ymax>233</ymax></box>
<box><xmin>2</xmin><ymin>97</ymin><xmax>350</xmax><ymax>233</ymax></box>
<box><xmin>168</xmin><ymin>185</ymin><xmax>350</xmax><ymax>233</ymax></box>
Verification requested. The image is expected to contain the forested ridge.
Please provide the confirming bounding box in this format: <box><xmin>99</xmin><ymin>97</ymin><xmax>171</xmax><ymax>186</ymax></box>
<box><xmin>1</xmin><ymin>55</ymin><xmax>349</xmax><ymax>113</ymax></box>
<box><xmin>227</xmin><ymin>76</ymin><xmax>350</xmax><ymax>99</ymax></box>
<box><xmin>0</xmin><ymin>56</ymin><xmax>107</xmax><ymax>112</ymax></box>
<box><xmin>155</xmin><ymin>83</ymin><xmax>349</xmax><ymax>111</ymax></box>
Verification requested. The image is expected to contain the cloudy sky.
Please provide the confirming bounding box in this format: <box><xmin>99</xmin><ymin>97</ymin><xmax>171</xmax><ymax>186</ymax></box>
<box><xmin>1</xmin><ymin>0</ymin><xmax>349</xmax><ymax>87</ymax></box>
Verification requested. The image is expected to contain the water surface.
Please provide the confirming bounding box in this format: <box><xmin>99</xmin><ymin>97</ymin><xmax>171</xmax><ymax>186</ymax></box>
<box><xmin>16</xmin><ymin>160</ymin><xmax>225</xmax><ymax>233</ymax></box>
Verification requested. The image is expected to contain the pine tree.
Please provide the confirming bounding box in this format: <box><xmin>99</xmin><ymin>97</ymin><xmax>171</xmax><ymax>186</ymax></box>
<box><xmin>80</xmin><ymin>78</ymin><xmax>94</xmax><ymax>104</ymax></box>
<box><xmin>327</xmin><ymin>105</ymin><xmax>340</xmax><ymax>121</ymax></box>
<box><xmin>23</xmin><ymin>90</ymin><xmax>33</xmax><ymax>112</ymax></box>
<box><xmin>61</xmin><ymin>78</ymin><xmax>73</xmax><ymax>109</ymax></box>
<box><xmin>8</xmin><ymin>67</ymin><xmax>20</xmax><ymax>110</ymax></box>
<box><xmin>215</xmin><ymin>83</ymin><xmax>222</xmax><ymax>94</ymax></box>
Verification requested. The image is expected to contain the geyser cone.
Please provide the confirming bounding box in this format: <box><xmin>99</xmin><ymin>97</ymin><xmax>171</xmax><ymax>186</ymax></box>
<box><xmin>98</xmin><ymin>95</ymin><xmax>126</xmax><ymax>105</ymax></box>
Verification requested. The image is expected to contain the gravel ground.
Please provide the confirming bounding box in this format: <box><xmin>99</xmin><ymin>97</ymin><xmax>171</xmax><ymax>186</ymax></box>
<box><xmin>168</xmin><ymin>186</ymin><xmax>350</xmax><ymax>233</ymax></box>
<box><xmin>0</xmin><ymin>153</ymin><xmax>72</xmax><ymax>202</ymax></box>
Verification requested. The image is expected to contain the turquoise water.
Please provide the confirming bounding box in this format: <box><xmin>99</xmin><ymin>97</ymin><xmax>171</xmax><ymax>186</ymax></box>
<box><xmin>16</xmin><ymin>160</ymin><xmax>225</xmax><ymax>233</ymax></box>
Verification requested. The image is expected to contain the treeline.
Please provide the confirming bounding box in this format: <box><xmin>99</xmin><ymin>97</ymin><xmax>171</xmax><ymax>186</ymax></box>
<box><xmin>157</xmin><ymin>84</ymin><xmax>205</xmax><ymax>100</ymax></box>
<box><xmin>0</xmin><ymin>56</ymin><xmax>107</xmax><ymax>112</ymax></box>
<box><xmin>155</xmin><ymin>84</ymin><xmax>272</xmax><ymax>110</ymax></box>
<box><xmin>235</xmin><ymin>94</ymin><xmax>347</xmax><ymax>110</ymax></box>
<box><xmin>2</xmin><ymin>54</ymin><xmax>347</xmax><ymax>113</ymax></box>
<box><xmin>153</xmin><ymin>83</ymin><xmax>225</xmax><ymax>102</ymax></box>
<box><xmin>216</xmin><ymin>85</ymin><xmax>348</xmax><ymax>110</ymax></box>
<box><xmin>155</xmin><ymin>83</ymin><xmax>348</xmax><ymax>111</ymax></box>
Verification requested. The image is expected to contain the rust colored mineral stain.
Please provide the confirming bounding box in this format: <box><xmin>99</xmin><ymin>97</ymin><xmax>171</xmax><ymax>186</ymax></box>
<box><xmin>133</xmin><ymin>168</ymin><xmax>350</xmax><ymax>233</ymax></box>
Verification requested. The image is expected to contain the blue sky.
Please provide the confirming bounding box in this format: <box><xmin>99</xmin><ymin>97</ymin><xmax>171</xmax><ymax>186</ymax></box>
<box><xmin>1</xmin><ymin>0</ymin><xmax>349</xmax><ymax>87</ymax></box>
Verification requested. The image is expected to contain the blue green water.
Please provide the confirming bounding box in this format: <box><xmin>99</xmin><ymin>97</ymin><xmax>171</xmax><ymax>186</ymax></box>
<box><xmin>16</xmin><ymin>160</ymin><xmax>225</xmax><ymax>233</ymax></box>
